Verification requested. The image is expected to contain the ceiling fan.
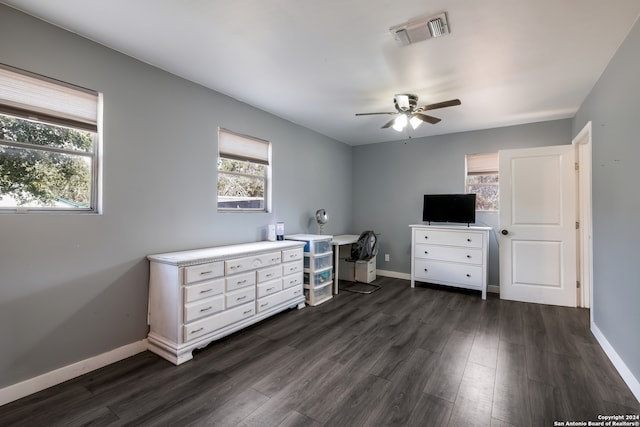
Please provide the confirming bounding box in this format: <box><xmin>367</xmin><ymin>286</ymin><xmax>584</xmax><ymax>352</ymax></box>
<box><xmin>355</xmin><ymin>94</ymin><xmax>461</xmax><ymax>131</ymax></box>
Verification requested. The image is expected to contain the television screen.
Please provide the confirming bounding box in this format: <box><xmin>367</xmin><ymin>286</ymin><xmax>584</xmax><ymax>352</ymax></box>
<box><xmin>423</xmin><ymin>194</ymin><xmax>476</xmax><ymax>224</ymax></box>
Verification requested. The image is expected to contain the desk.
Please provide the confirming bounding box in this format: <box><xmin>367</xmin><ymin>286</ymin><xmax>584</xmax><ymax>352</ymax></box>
<box><xmin>331</xmin><ymin>234</ymin><xmax>359</xmax><ymax>294</ymax></box>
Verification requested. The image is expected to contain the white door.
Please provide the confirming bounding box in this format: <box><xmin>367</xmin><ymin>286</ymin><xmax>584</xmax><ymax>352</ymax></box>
<box><xmin>499</xmin><ymin>145</ymin><xmax>577</xmax><ymax>307</ymax></box>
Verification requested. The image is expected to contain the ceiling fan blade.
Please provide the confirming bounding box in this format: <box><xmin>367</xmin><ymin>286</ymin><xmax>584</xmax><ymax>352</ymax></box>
<box><xmin>413</xmin><ymin>113</ymin><xmax>441</xmax><ymax>124</ymax></box>
<box><xmin>381</xmin><ymin>117</ymin><xmax>397</xmax><ymax>128</ymax></box>
<box><xmin>419</xmin><ymin>99</ymin><xmax>462</xmax><ymax>111</ymax></box>
<box><xmin>355</xmin><ymin>112</ymin><xmax>397</xmax><ymax>116</ymax></box>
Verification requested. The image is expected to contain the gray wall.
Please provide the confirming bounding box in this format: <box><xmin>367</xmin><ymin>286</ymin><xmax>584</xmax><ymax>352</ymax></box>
<box><xmin>351</xmin><ymin>120</ymin><xmax>573</xmax><ymax>286</ymax></box>
<box><xmin>0</xmin><ymin>5</ymin><xmax>352</xmax><ymax>388</ymax></box>
<box><xmin>573</xmin><ymin>18</ymin><xmax>640</xmax><ymax>384</ymax></box>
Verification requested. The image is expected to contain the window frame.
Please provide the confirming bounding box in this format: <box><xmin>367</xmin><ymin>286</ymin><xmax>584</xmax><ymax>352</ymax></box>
<box><xmin>0</xmin><ymin>64</ymin><xmax>101</xmax><ymax>214</ymax></box>
<box><xmin>217</xmin><ymin>128</ymin><xmax>271</xmax><ymax>213</ymax></box>
<box><xmin>465</xmin><ymin>152</ymin><xmax>499</xmax><ymax>212</ymax></box>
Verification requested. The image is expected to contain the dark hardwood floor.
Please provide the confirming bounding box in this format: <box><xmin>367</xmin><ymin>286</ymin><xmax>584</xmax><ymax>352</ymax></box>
<box><xmin>1</xmin><ymin>277</ymin><xmax>638</xmax><ymax>426</ymax></box>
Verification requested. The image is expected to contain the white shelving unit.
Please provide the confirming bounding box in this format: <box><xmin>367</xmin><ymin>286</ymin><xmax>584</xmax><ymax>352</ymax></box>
<box><xmin>286</xmin><ymin>234</ymin><xmax>334</xmax><ymax>306</ymax></box>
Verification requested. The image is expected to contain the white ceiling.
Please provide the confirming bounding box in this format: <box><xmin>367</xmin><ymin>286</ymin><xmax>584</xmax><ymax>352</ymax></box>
<box><xmin>3</xmin><ymin>1</ymin><xmax>640</xmax><ymax>145</ymax></box>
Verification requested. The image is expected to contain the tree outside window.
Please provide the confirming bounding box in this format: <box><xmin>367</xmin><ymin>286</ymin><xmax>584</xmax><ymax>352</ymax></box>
<box><xmin>0</xmin><ymin>116</ymin><xmax>95</xmax><ymax>208</ymax></box>
<box><xmin>217</xmin><ymin>128</ymin><xmax>270</xmax><ymax>212</ymax></box>
<box><xmin>466</xmin><ymin>152</ymin><xmax>499</xmax><ymax>211</ymax></box>
<box><xmin>0</xmin><ymin>64</ymin><xmax>99</xmax><ymax>213</ymax></box>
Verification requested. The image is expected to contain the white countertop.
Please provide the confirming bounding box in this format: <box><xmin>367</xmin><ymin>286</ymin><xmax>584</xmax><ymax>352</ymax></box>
<box><xmin>148</xmin><ymin>240</ymin><xmax>305</xmax><ymax>266</ymax></box>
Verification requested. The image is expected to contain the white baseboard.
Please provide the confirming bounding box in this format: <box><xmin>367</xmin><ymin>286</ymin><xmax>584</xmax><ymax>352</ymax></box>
<box><xmin>376</xmin><ymin>269</ymin><xmax>410</xmax><ymax>280</ymax></box>
<box><xmin>0</xmin><ymin>339</ymin><xmax>148</xmax><ymax>407</ymax></box>
<box><xmin>591</xmin><ymin>322</ymin><xmax>640</xmax><ymax>403</ymax></box>
<box><xmin>488</xmin><ymin>284</ymin><xmax>500</xmax><ymax>294</ymax></box>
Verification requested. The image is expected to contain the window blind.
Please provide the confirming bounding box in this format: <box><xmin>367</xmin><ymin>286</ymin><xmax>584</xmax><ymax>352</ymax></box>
<box><xmin>466</xmin><ymin>152</ymin><xmax>498</xmax><ymax>175</ymax></box>
<box><xmin>218</xmin><ymin>128</ymin><xmax>270</xmax><ymax>165</ymax></box>
<box><xmin>0</xmin><ymin>64</ymin><xmax>98</xmax><ymax>132</ymax></box>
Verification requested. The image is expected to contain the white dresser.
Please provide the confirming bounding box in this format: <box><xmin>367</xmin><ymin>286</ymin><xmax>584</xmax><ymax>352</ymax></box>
<box><xmin>147</xmin><ymin>240</ymin><xmax>305</xmax><ymax>364</ymax></box>
<box><xmin>410</xmin><ymin>224</ymin><xmax>491</xmax><ymax>299</ymax></box>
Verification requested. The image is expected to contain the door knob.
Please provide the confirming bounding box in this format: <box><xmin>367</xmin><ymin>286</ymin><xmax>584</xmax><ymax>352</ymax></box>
<box><xmin>501</xmin><ymin>229</ymin><xmax>509</xmax><ymax>236</ymax></box>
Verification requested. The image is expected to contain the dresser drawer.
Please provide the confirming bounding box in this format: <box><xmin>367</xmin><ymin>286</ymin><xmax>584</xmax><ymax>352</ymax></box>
<box><xmin>414</xmin><ymin>229</ymin><xmax>483</xmax><ymax>248</ymax></box>
<box><xmin>282</xmin><ymin>272</ymin><xmax>303</xmax><ymax>289</ymax></box>
<box><xmin>415</xmin><ymin>244</ymin><xmax>483</xmax><ymax>265</ymax></box>
<box><xmin>282</xmin><ymin>248</ymin><xmax>303</xmax><ymax>263</ymax></box>
<box><xmin>257</xmin><ymin>278</ymin><xmax>282</xmax><ymax>298</ymax></box>
<box><xmin>226</xmin><ymin>271</ymin><xmax>256</xmax><ymax>292</ymax></box>
<box><xmin>183</xmin><ymin>261</ymin><xmax>224</xmax><ymax>284</ymax></box>
<box><xmin>256</xmin><ymin>286</ymin><xmax>304</xmax><ymax>313</ymax></box>
<box><xmin>257</xmin><ymin>265</ymin><xmax>282</xmax><ymax>283</ymax></box>
<box><xmin>184</xmin><ymin>277</ymin><xmax>225</xmax><ymax>303</ymax></box>
<box><xmin>414</xmin><ymin>259</ymin><xmax>483</xmax><ymax>288</ymax></box>
<box><xmin>282</xmin><ymin>260</ymin><xmax>303</xmax><ymax>276</ymax></box>
<box><xmin>183</xmin><ymin>303</ymin><xmax>255</xmax><ymax>342</ymax></box>
<box><xmin>183</xmin><ymin>295</ymin><xmax>224</xmax><ymax>323</ymax></box>
<box><xmin>226</xmin><ymin>286</ymin><xmax>255</xmax><ymax>308</ymax></box>
<box><xmin>225</xmin><ymin>251</ymin><xmax>281</xmax><ymax>275</ymax></box>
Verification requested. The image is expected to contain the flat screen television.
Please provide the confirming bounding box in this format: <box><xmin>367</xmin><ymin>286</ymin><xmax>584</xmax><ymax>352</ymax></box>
<box><xmin>422</xmin><ymin>194</ymin><xmax>476</xmax><ymax>225</ymax></box>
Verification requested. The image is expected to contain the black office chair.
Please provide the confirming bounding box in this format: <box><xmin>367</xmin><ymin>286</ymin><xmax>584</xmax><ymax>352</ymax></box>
<box><xmin>341</xmin><ymin>230</ymin><xmax>381</xmax><ymax>294</ymax></box>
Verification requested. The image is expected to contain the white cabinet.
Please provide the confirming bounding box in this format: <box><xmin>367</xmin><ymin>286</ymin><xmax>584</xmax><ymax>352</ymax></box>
<box><xmin>410</xmin><ymin>225</ymin><xmax>490</xmax><ymax>299</ymax></box>
<box><xmin>147</xmin><ymin>240</ymin><xmax>305</xmax><ymax>365</ymax></box>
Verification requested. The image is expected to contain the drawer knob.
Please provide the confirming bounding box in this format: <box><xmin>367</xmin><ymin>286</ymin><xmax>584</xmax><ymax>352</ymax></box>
<box><xmin>200</xmin><ymin>306</ymin><xmax>213</xmax><ymax>312</ymax></box>
<box><xmin>424</xmin><ymin>268</ymin><xmax>428</xmax><ymax>272</ymax></box>
<box><xmin>199</xmin><ymin>289</ymin><xmax>213</xmax><ymax>294</ymax></box>
<box><xmin>467</xmin><ymin>238</ymin><xmax>472</xmax><ymax>242</ymax></box>
<box><xmin>466</xmin><ymin>255</ymin><xmax>471</xmax><ymax>259</ymax></box>
<box><xmin>200</xmin><ymin>270</ymin><xmax>212</xmax><ymax>275</ymax></box>
<box><xmin>243</xmin><ymin>309</ymin><xmax>252</xmax><ymax>315</ymax></box>
<box><xmin>466</xmin><ymin>274</ymin><xmax>471</xmax><ymax>278</ymax></box>
<box><xmin>424</xmin><ymin>236</ymin><xmax>429</xmax><ymax>239</ymax></box>
<box><xmin>424</xmin><ymin>251</ymin><xmax>428</xmax><ymax>254</ymax></box>
<box><xmin>237</xmin><ymin>295</ymin><xmax>247</xmax><ymax>301</ymax></box>
<box><xmin>191</xmin><ymin>327</ymin><xmax>204</xmax><ymax>334</ymax></box>
<box><xmin>267</xmin><ymin>287</ymin><xmax>274</xmax><ymax>291</ymax></box>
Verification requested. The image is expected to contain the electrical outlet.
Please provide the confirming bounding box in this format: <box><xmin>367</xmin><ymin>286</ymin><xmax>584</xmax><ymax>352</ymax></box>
<box><xmin>384</xmin><ymin>254</ymin><xmax>390</xmax><ymax>262</ymax></box>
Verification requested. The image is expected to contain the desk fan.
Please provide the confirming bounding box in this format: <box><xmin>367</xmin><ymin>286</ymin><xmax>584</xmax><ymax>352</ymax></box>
<box><xmin>315</xmin><ymin>209</ymin><xmax>328</xmax><ymax>234</ymax></box>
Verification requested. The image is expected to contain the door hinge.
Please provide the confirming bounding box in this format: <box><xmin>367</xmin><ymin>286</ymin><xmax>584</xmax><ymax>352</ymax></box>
<box><xmin>576</xmin><ymin>221</ymin><xmax>580</xmax><ymax>229</ymax></box>
<box><xmin>577</xmin><ymin>280</ymin><xmax>581</xmax><ymax>289</ymax></box>
<box><xmin>575</xmin><ymin>162</ymin><xmax>579</xmax><ymax>171</ymax></box>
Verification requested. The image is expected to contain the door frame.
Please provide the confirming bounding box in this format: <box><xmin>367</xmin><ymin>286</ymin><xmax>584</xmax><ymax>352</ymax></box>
<box><xmin>572</xmin><ymin>121</ymin><xmax>593</xmax><ymax>310</ymax></box>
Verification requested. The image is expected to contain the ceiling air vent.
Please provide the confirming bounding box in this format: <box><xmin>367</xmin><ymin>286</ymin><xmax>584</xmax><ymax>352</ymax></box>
<box><xmin>390</xmin><ymin>12</ymin><xmax>450</xmax><ymax>46</ymax></box>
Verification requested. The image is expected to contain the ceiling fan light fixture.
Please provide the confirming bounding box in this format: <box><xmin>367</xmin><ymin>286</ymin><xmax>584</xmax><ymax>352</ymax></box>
<box><xmin>392</xmin><ymin>114</ymin><xmax>408</xmax><ymax>132</ymax></box>
<box><xmin>395</xmin><ymin>94</ymin><xmax>410</xmax><ymax>111</ymax></box>
<box><xmin>409</xmin><ymin>115</ymin><xmax>423</xmax><ymax>130</ymax></box>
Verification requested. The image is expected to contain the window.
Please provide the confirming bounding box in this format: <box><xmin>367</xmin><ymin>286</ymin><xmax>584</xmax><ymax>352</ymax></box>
<box><xmin>217</xmin><ymin>128</ymin><xmax>271</xmax><ymax>211</ymax></box>
<box><xmin>0</xmin><ymin>64</ymin><xmax>100</xmax><ymax>213</ymax></box>
<box><xmin>465</xmin><ymin>152</ymin><xmax>499</xmax><ymax>211</ymax></box>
